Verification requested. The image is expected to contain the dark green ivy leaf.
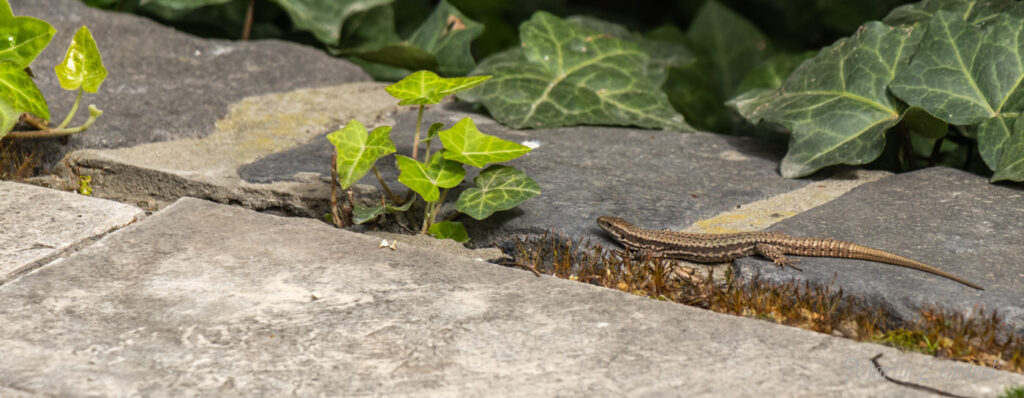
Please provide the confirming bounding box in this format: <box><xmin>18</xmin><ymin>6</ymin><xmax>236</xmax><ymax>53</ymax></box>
<box><xmin>890</xmin><ymin>9</ymin><xmax>1024</xmax><ymax>181</ymax></box>
<box><xmin>460</xmin><ymin>12</ymin><xmax>691</xmax><ymax>131</ymax></box>
<box><xmin>749</xmin><ymin>22</ymin><xmax>922</xmax><ymax>178</ymax></box>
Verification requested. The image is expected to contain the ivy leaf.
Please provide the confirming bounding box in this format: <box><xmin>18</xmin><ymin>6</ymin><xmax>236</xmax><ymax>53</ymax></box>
<box><xmin>890</xmin><ymin>10</ymin><xmax>1024</xmax><ymax>178</ymax></box>
<box><xmin>428</xmin><ymin>220</ymin><xmax>469</xmax><ymax>243</ymax></box>
<box><xmin>748</xmin><ymin>22</ymin><xmax>922</xmax><ymax>178</ymax></box>
<box><xmin>336</xmin><ymin>0</ymin><xmax>483</xmax><ymax>77</ymax></box>
<box><xmin>459</xmin><ymin>12</ymin><xmax>691</xmax><ymax>131</ymax></box>
<box><xmin>0</xmin><ymin>1</ymin><xmax>55</xmax><ymax>68</ymax></box>
<box><xmin>422</xmin><ymin>122</ymin><xmax>444</xmax><ymax>145</ymax></box>
<box><xmin>565</xmin><ymin>16</ymin><xmax>695</xmax><ymax>87</ymax></box>
<box><xmin>992</xmin><ymin>113</ymin><xmax>1024</xmax><ymax>182</ymax></box>
<box><xmin>656</xmin><ymin>0</ymin><xmax>768</xmax><ymax>131</ymax></box>
<box><xmin>351</xmin><ymin>199</ymin><xmax>413</xmax><ymax>224</ymax></box>
<box><xmin>271</xmin><ymin>0</ymin><xmax>394</xmax><ymax>46</ymax></box>
<box><xmin>687</xmin><ymin>0</ymin><xmax>768</xmax><ymax>100</ymax></box>
<box><xmin>439</xmin><ymin>117</ymin><xmax>530</xmax><ymax>167</ymax></box>
<box><xmin>326</xmin><ymin>119</ymin><xmax>396</xmax><ymax>189</ymax></box>
<box><xmin>54</xmin><ymin>26</ymin><xmax>107</xmax><ymax>93</ymax></box>
<box><xmin>898</xmin><ymin>107</ymin><xmax>947</xmax><ymax>139</ymax></box>
<box><xmin>726</xmin><ymin>51</ymin><xmax>816</xmax><ymax>124</ymax></box>
<box><xmin>0</xmin><ymin>66</ymin><xmax>48</xmax><ymax>135</ymax></box>
<box><xmin>385</xmin><ymin>70</ymin><xmax>491</xmax><ymax>105</ymax></box>
<box><xmin>883</xmin><ymin>0</ymin><xmax>1016</xmax><ymax>26</ymax></box>
<box><xmin>455</xmin><ymin>165</ymin><xmax>540</xmax><ymax>220</ymax></box>
<box><xmin>395</xmin><ymin>153</ymin><xmax>465</xmax><ymax>202</ymax></box>
<box><xmin>0</xmin><ymin>0</ymin><xmax>53</xmax><ymax>135</ymax></box>
<box><xmin>406</xmin><ymin>0</ymin><xmax>483</xmax><ymax>76</ymax></box>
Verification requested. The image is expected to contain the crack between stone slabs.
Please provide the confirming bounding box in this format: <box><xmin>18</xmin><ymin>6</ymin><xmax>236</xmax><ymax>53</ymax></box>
<box><xmin>0</xmin><ymin>217</ymin><xmax>145</xmax><ymax>288</ymax></box>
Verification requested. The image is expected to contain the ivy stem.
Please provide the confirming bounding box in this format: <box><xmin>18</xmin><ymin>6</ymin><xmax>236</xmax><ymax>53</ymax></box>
<box><xmin>56</xmin><ymin>88</ymin><xmax>83</xmax><ymax>130</ymax></box>
<box><xmin>927</xmin><ymin>138</ymin><xmax>943</xmax><ymax>167</ymax></box>
<box><xmin>431</xmin><ymin>188</ymin><xmax>449</xmax><ymax>225</ymax></box>
<box><xmin>899</xmin><ymin>125</ymin><xmax>915</xmax><ymax>171</ymax></box>
<box><xmin>371</xmin><ymin>165</ymin><xmax>401</xmax><ymax>204</ymax></box>
<box><xmin>330</xmin><ymin>151</ymin><xmax>342</xmax><ymax>228</ymax></box>
<box><xmin>421</xmin><ymin>201</ymin><xmax>434</xmax><ymax>234</ymax></box>
<box><xmin>411</xmin><ymin>105</ymin><xmax>424</xmax><ymax>160</ymax></box>
<box><xmin>7</xmin><ymin>105</ymin><xmax>102</xmax><ymax>139</ymax></box>
<box><xmin>442</xmin><ymin>211</ymin><xmax>461</xmax><ymax>222</ymax></box>
<box><xmin>424</xmin><ymin>135</ymin><xmax>433</xmax><ymax>164</ymax></box>
<box><xmin>241</xmin><ymin>0</ymin><xmax>255</xmax><ymax>40</ymax></box>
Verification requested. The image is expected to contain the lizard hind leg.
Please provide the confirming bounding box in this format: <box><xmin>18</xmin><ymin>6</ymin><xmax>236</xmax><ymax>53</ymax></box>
<box><xmin>754</xmin><ymin>243</ymin><xmax>803</xmax><ymax>271</ymax></box>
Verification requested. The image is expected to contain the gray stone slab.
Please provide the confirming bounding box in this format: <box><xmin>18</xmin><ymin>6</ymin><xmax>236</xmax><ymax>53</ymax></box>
<box><xmin>0</xmin><ymin>198</ymin><xmax>1020</xmax><ymax>396</ymax></box>
<box><xmin>9</xmin><ymin>0</ymin><xmax>371</xmax><ymax>165</ymax></box>
<box><xmin>0</xmin><ymin>181</ymin><xmax>143</xmax><ymax>285</ymax></box>
<box><xmin>69</xmin><ymin>81</ymin><xmax>398</xmax><ymax>216</ymax></box>
<box><xmin>736</xmin><ymin>168</ymin><xmax>1024</xmax><ymax>328</ymax></box>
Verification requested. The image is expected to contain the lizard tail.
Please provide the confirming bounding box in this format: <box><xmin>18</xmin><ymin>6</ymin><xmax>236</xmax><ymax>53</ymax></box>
<box><xmin>786</xmin><ymin>238</ymin><xmax>983</xmax><ymax>290</ymax></box>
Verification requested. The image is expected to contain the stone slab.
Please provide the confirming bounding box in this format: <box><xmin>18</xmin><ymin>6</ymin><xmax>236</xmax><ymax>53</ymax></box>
<box><xmin>736</xmin><ymin>168</ymin><xmax>1024</xmax><ymax>328</ymax></box>
<box><xmin>8</xmin><ymin>0</ymin><xmax>371</xmax><ymax>166</ymax></box>
<box><xmin>0</xmin><ymin>198</ymin><xmax>1020</xmax><ymax>396</ymax></box>
<box><xmin>0</xmin><ymin>181</ymin><xmax>144</xmax><ymax>285</ymax></box>
<box><xmin>69</xmin><ymin>81</ymin><xmax>398</xmax><ymax>216</ymax></box>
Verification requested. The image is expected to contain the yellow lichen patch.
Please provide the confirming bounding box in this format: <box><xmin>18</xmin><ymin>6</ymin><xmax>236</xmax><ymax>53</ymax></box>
<box><xmin>683</xmin><ymin>169</ymin><xmax>890</xmax><ymax>233</ymax></box>
<box><xmin>71</xmin><ymin>82</ymin><xmax>398</xmax><ymax>179</ymax></box>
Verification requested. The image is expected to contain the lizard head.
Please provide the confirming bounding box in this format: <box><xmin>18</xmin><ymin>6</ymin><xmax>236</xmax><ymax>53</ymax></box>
<box><xmin>596</xmin><ymin>216</ymin><xmax>632</xmax><ymax>240</ymax></box>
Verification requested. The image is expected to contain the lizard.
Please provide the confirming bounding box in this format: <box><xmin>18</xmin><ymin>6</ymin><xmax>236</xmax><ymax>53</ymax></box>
<box><xmin>596</xmin><ymin>216</ymin><xmax>983</xmax><ymax>290</ymax></box>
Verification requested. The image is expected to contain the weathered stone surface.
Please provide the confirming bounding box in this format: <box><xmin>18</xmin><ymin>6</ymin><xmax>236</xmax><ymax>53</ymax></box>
<box><xmin>9</xmin><ymin>0</ymin><xmax>371</xmax><ymax>165</ymax></box>
<box><xmin>0</xmin><ymin>198</ymin><xmax>1018</xmax><ymax>396</ymax></box>
<box><xmin>69</xmin><ymin>82</ymin><xmax>398</xmax><ymax>216</ymax></box>
<box><xmin>736</xmin><ymin>168</ymin><xmax>1023</xmax><ymax>328</ymax></box>
<box><xmin>0</xmin><ymin>181</ymin><xmax>143</xmax><ymax>284</ymax></box>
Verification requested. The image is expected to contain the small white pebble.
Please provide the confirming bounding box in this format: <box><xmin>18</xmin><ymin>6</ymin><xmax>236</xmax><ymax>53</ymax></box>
<box><xmin>596</xmin><ymin>322</ymin><xmax>609</xmax><ymax>328</ymax></box>
<box><xmin>521</xmin><ymin>140</ymin><xmax>541</xmax><ymax>149</ymax></box>
<box><xmin>310</xmin><ymin>291</ymin><xmax>322</xmax><ymax>300</ymax></box>
<box><xmin>378</xmin><ymin>239</ymin><xmax>390</xmax><ymax>248</ymax></box>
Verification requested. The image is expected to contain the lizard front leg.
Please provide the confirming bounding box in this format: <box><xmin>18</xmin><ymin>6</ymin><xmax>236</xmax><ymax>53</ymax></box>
<box><xmin>754</xmin><ymin>243</ymin><xmax>803</xmax><ymax>271</ymax></box>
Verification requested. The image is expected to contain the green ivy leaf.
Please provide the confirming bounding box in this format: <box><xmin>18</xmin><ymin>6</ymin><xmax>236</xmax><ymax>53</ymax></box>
<box><xmin>890</xmin><ymin>10</ymin><xmax>1024</xmax><ymax>177</ymax></box>
<box><xmin>395</xmin><ymin>154</ymin><xmax>465</xmax><ymax>202</ymax></box>
<box><xmin>459</xmin><ymin>12</ymin><xmax>691</xmax><ymax>131</ymax></box>
<box><xmin>992</xmin><ymin>113</ymin><xmax>1024</xmax><ymax>182</ymax></box>
<box><xmin>656</xmin><ymin>0</ymin><xmax>768</xmax><ymax>132</ymax></box>
<box><xmin>0</xmin><ymin>66</ymin><xmax>48</xmax><ymax>132</ymax></box>
<box><xmin>54</xmin><ymin>26</ymin><xmax>107</xmax><ymax>93</ymax></box>
<box><xmin>0</xmin><ymin>0</ymin><xmax>55</xmax><ymax>68</ymax></box>
<box><xmin>385</xmin><ymin>70</ymin><xmax>491</xmax><ymax>105</ymax></box>
<box><xmin>0</xmin><ymin>95</ymin><xmax>17</xmax><ymax>137</ymax></box>
<box><xmin>566</xmin><ymin>16</ymin><xmax>695</xmax><ymax>87</ymax></box>
<box><xmin>326</xmin><ymin>119</ymin><xmax>396</xmax><ymax>189</ymax></box>
<box><xmin>726</xmin><ymin>51</ymin><xmax>816</xmax><ymax>125</ymax></box>
<box><xmin>336</xmin><ymin>0</ymin><xmax>483</xmax><ymax>77</ymax></box>
<box><xmin>271</xmin><ymin>0</ymin><xmax>394</xmax><ymax>45</ymax></box>
<box><xmin>428</xmin><ymin>220</ymin><xmax>469</xmax><ymax>243</ymax></box>
<box><xmin>733</xmin><ymin>51</ymin><xmax>817</xmax><ymax>96</ymax></box>
<box><xmin>455</xmin><ymin>165</ymin><xmax>540</xmax><ymax>220</ymax></box>
<box><xmin>883</xmin><ymin>0</ymin><xmax>1016</xmax><ymax>26</ymax></box>
<box><xmin>0</xmin><ymin>0</ymin><xmax>53</xmax><ymax>135</ymax></box>
<box><xmin>351</xmin><ymin>199</ymin><xmax>413</xmax><ymax>224</ymax></box>
<box><xmin>749</xmin><ymin>22</ymin><xmax>922</xmax><ymax>178</ymax></box>
<box><xmin>422</xmin><ymin>122</ymin><xmax>444</xmax><ymax>144</ymax></box>
<box><xmin>438</xmin><ymin>117</ymin><xmax>530</xmax><ymax>167</ymax></box>
<box><xmin>406</xmin><ymin>0</ymin><xmax>483</xmax><ymax>76</ymax></box>
<box><xmin>898</xmin><ymin>107</ymin><xmax>947</xmax><ymax>139</ymax></box>
<box><xmin>687</xmin><ymin>0</ymin><xmax>768</xmax><ymax>100</ymax></box>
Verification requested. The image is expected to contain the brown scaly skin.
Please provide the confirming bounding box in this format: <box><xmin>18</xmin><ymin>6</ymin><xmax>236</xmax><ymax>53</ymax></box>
<box><xmin>596</xmin><ymin>216</ymin><xmax>983</xmax><ymax>290</ymax></box>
